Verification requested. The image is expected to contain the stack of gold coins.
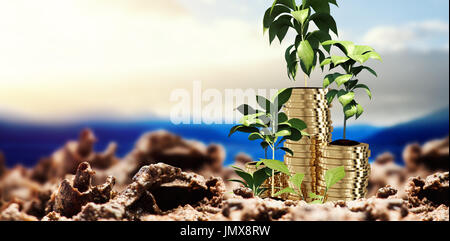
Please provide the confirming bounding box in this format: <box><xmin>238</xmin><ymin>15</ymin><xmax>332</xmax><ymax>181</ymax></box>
<box><xmin>316</xmin><ymin>142</ymin><xmax>371</xmax><ymax>201</ymax></box>
<box><xmin>283</xmin><ymin>88</ymin><xmax>333</xmax><ymax>201</ymax></box>
<box><xmin>245</xmin><ymin>162</ymin><xmax>289</xmax><ymax>199</ymax></box>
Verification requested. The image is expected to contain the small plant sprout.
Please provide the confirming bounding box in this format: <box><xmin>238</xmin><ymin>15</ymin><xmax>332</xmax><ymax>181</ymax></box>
<box><xmin>229</xmin><ymin>88</ymin><xmax>309</xmax><ymax>196</ymax></box>
<box><xmin>228</xmin><ymin>165</ymin><xmax>273</xmax><ymax>197</ymax></box>
<box><xmin>258</xmin><ymin>159</ymin><xmax>306</xmax><ymax>200</ymax></box>
<box><xmin>263</xmin><ymin>0</ymin><xmax>340</xmax><ymax>86</ymax></box>
<box><xmin>320</xmin><ymin>40</ymin><xmax>382</xmax><ymax>139</ymax></box>
<box><xmin>308</xmin><ymin>166</ymin><xmax>346</xmax><ymax>203</ymax></box>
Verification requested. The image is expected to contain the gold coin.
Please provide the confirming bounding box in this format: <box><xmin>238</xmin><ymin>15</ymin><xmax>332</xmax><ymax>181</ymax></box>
<box><xmin>284</xmin><ymin>102</ymin><xmax>331</xmax><ymax>109</ymax></box>
<box><xmin>316</xmin><ymin>161</ymin><xmax>370</xmax><ymax>169</ymax></box>
<box><xmin>316</xmin><ymin>164</ymin><xmax>370</xmax><ymax>172</ymax></box>
<box><xmin>316</xmin><ymin>157</ymin><xmax>369</xmax><ymax>165</ymax></box>
<box><xmin>322</xmin><ymin>143</ymin><xmax>369</xmax><ymax>151</ymax></box>
<box><xmin>317</xmin><ymin>185</ymin><xmax>367</xmax><ymax>192</ymax></box>
<box><xmin>316</xmin><ymin>163</ymin><xmax>370</xmax><ymax>171</ymax></box>
<box><xmin>285</xmin><ymin>152</ymin><xmax>317</xmax><ymax>159</ymax></box>
<box><xmin>291</xmin><ymin>87</ymin><xmax>327</xmax><ymax>93</ymax></box>
<box><xmin>284</xmin><ymin>110</ymin><xmax>329</xmax><ymax>117</ymax></box>
<box><xmin>316</xmin><ymin>173</ymin><xmax>370</xmax><ymax>181</ymax></box>
<box><xmin>321</xmin><ymin>191</ymin><xmax>367</xmax><ymax>197</ymax></box>
<box><xmin>316</xmin><ymin>177</ymin><xmax>369</xmax><ymax>184</ymax></box>
<box><xmin>285</xmin><ymin>160</ymin><xmax>316</xmax><ymax>166</ymax></box>
<box><xmin>285</xmin><ymin>143</ymin><xmax>316</xmax><ymax>152</ymax></box>
<box><xmin>316</xmin><ymin>180</ymin><xmax>368</xmax><ymax>189</ymax></box>
<box><xmin>288</xmin><ymin>166</ymin><xmax>317</xmax><ymax>173</ymax></box>
<box><xmin>321</xmin><ymin>150</ymin><xmax>371</xmax><ymax>159</ymax></box>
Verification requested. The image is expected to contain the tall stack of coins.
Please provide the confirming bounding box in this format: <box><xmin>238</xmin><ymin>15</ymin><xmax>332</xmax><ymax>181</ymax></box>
<box><xmin>283</xmin><ymin>88</ymin><xmax>333</xmax><ymax>200</ymax></box>
<box><xmin>316</xmin><ymin>143</ymin><xmax>371</xmax><ymax>201</ymax></box>
<box><xmin>245</xmin><ymin>162</ymin><xmax>289</xmax><ymax>199</ymax></box>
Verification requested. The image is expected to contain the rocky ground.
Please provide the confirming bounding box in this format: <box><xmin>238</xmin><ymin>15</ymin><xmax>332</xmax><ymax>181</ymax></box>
<box><xmin>0</xmin><ymin>129</ymin><xmax>448</xmax><ymax>221</ymax></box>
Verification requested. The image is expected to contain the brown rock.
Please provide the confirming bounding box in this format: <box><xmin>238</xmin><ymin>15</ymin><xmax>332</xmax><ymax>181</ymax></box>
<box><xmin>376</xmin><ymin>185</ymin><xmax>398</xmax><ymax>199</ymax></box>
<box><xmin>45</xmin><ymin>162</ymin><xmax>116</xmax><ymax>218</ymax></box>
<box><xmin>73</xmin><ymin>163</ymin><xmax>225</xmax><ymax>221</ymax></box>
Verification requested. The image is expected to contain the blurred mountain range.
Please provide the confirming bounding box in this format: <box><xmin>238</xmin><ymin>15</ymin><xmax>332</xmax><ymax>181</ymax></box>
<box><xmin>0</xmin><ymin>107</ymin><xmax>448</xmax><ymax>167</ymax></box>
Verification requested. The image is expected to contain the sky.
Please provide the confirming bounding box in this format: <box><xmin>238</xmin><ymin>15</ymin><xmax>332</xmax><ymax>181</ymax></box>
<box><xmin>0</xmin><ymin>0</ymin><xmax>448</xmax><ymax>126</ymax></box>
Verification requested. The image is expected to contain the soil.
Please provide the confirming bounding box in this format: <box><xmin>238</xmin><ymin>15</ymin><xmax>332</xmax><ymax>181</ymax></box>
<box><xmin>330</xmin><ymin>139</ymin><xmax>361</xmax><ymax>146</ymax></box>
<box><xmin>0</xmin><ymin>129</ymin><xmax>448</xmax><ymax>221</ymax></box>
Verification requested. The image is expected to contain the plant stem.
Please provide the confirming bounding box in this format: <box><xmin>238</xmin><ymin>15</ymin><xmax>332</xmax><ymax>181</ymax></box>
<box><xmin>343</xmin><ymin>118</ymin><xmax>347</xmax><ymax>140</ymax></box>
<box><xmin>271</xmin><ymin>145</ymin><xmax>275</xmax><ymax>197</ymax></box>
<box><xmin>304</xmin><ymin>73</ymin><xmax>308</xmax><ymax>87</ymax></box>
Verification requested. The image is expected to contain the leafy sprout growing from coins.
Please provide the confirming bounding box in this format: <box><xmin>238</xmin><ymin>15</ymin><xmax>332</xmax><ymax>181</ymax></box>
<box><xmin>320</xmin><ymin>40</ymin><xmax>382</xmax><ymax>139</ymax></box>
<box><xmin>264</xmin><ymin>0</ymin><xmax>340</xmax><ymax>86</ymax></box>
<box><xmin>228</xmin><ymin>165</ymin><xmax>273</xmax><ymax>197</ymax></box>
<box><xmin>228</xmin><ymin>88</ymin><xmax>309</xmax><ymax>196</ymax></box>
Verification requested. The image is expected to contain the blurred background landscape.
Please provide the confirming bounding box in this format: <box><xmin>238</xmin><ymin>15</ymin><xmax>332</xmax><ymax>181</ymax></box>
<box><xmin>0</xmin><ymin>0</ymin><xmax>449</xmax><ymax>167</ymax></box>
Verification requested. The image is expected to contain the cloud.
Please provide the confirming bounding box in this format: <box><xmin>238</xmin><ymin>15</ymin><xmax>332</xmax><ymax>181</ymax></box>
<box><xmin>362</xmin><ymin>20</ymin><xmax>449</xmax><ymax>52</ymax></box>
<box><xmin>0</xmin><ymin>0</ymin><xmax>282</xmax><ymax>122</ymax></box>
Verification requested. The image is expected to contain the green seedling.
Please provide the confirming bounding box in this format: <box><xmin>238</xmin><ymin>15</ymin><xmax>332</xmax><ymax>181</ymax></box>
<box><xmin>320</xmin><ymin>40</ymin><xmax>382</xmax><ymax>139</ymax></box>
<box><xmin>263</xmin><ymin>0</ymin><xmax>340</xmax><ymax>86</ymax></box>
<box><xmin>308</xmin><ymin>166</ymin><xmax>346</xmax><ymax>203</ymax></box>
<box><xmin>228</xmin><ymin>165</ymin><xmax>274</xmax><ymax>197</ymax></box>
<box><xmin>229</xmin><ymin>88</ymin><xmax>309</xmax><ymax>196</ymax></box>
<box><xmin>258</xmin><ymin>159</ymin><xmax>306</xmax><ymax>200</ymax></box>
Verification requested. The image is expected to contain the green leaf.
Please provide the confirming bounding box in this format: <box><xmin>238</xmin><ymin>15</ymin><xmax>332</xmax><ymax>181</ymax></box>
<box><xmin>352</xmin><ymin>66</ymin><xmax>377</xmax><ymax>77</ymax></box>
<box><xmin>234</xmin><ymin>169</ymin><xmax>254</xmax><ymax>188</ymax></box>
<box><xmin>297</xmin><ymin>40</ymin><xmax>315</xmax><ymax>76</ymax></box>
<box><xmin>290</xmin><ymin>173</ymin><xmax>305</xmax><ymax>190</ymax></box>
<box><xmin>239</xmin><ymin>113</ymin><xmax>266</xmax><ymax>126</ymax></box>
<box><xmin>275</xmin><ymin>125</ymin><xmax>292</xmax><ymax>137</ymax></box>
<box><xmin>253</xmin><ymin>167</ymin><xmax>271</xmax><ymax>187</ymax></box>
<box><xmin>337</xmin><ymin>90</ymin><xmax>355</xmax><ymax>107</ymax></box>
<box><xmin>322</xmin><ymin>40</ymin><xmax>355</xmax><ymax>55</ymax></box>
<box><xmin>260</xmin><ymin>159</ymin><xmax>290</xmax><ymax>175</ymax></box>
<box><xmin>343</xmin><ymin>103</ymin><xmax>358</xmax><ymax>120</ymax></box>
<box><xmin>317</xmin><ymin>49</ymin><xmax>326</xmax><ymax>71</ymax></box>
<box><xmin>228</xmin><ymin>125</ymin><xmax>259</xmax><ymax>137</ymax></box>
<box><xmin>331</xmin><ymin>56</ymin><xmax>350</xmax><ymax>65</ymax></box>
<box><xmin>362</xmin><ymin>51</ymin><xmax>382</xmax><ymax>62</ymax></box>
<box><xmin>260</xmin><ymin>141</ymin><xmax>269</xmax><ymax>150</ymax></box>
<box><xmin>228</xmin><ymin>179</ymin><xmax>247</xmax><ymax>187</ymax></box>
<box><xmin>273</xmin><ymin>88</ymin><xmax>293</xmax><ymax>110</ymax></box>
<box><xmin>248</xmin><ymin>132</ymin><xmax>264</xmax><ymax>141</ymax></box>
<box><xmin>274</xmin><ymin>187</ymin><xmax>297</xmax><ymax>197</ymax></box>
<box><xmin>288</xmin><ymin>118</ymin><xmax>307</xmax><ymax>130</ymax></box>
<box><xmin>309</xmin><ymin>0</ymin><xmax>331</xmax><ymax>13</ymax></box>
<box><xmin>324</xmin><ymin>166</ymin><xmax>346</xmax><ymax>189</ymax></box>
<box><xmin>274</xmin><ymin>0</ymin><xmax>297</xmax><ymax>10</ymax></box>
<box><xmin>282</xmin><ymin>128</ymin><xmax>303</xmax><ymax>141</ymax></box>
<box><xmin>308</xmin><ymin>192</ymin><xmax>323</xmax><ymax>199</ymax></box>
<box><xmin>310</xmin><ymin>200</ymin><xmax>323</xmax><ymax>204</ymax></box>
<box><xmin>320</xmin><ymin>57</ymin><xmax>332</xmax><ymax>67</ymax></box>
<box><xmin>256</xmin><ymin>95</ymin><xmax>274</xmax><ymax>113</ymax></box>
<box><xmin>353</xmin><ymin>45</ymin><xmax>375</xmax><ymax>55</ymax></box>
<box><xmin>277</xmin><ymin>113</ymin><xmax>288</xmax><ymax>124</ymax></box>
<box><xmin>323</xmin><ymin>73</ymin><xmax>337</xmax><ymax>88</ymax></box>
<box><xmin>335</xmin><ymin>74</ymin><xmax>353</xmax><ymax>86</ymax></box>
<box><xmin>356</xmin><ymin>103</ymin><xmax>364</xmax><ymax>119</ymax></box>
<box><xmin>236</xmin><ymin>104</ymin><xmax>257</xmax><ymax>115</ymax></box>
<box><xmin>309</xmin><ymin>13</ymin><xmax>338</xmax><ymax>36</ymax></box>
<box><xmin>353</xmin><ymin>84</ymin><xmax>372</xmax><ymax>99</ymax></box>
<box><xmin>307</xmin><ymin>30</ymin><xmax>332</xmax><ymax>53</ymax></box>
<box><xmin>279</xmin><ymin>147</ymin><xmax>294</xmax><ymax>156</ymax></box>
<box><xmin>285</xmin><ymin>45</ymin><xmax>295</xmax><ymax>63</ymax></box>
<box><xmin>325</xmin><ymin>89</ymin><xmax>338</xmax><ymax>104</ymax></box>
<box><xmin>291</xmin><ymin>9</ymin><xmax>309</xmax><ymax>25</ymax></box>
<box><xmin>323</xmin><ymin>73</ymin><xmax>352</xmax><ymax>88</ymax></box>
<box><xmin>268</xmin><ymin>15</ymin><xmax>292</xmax><ymax>44</ymax></box>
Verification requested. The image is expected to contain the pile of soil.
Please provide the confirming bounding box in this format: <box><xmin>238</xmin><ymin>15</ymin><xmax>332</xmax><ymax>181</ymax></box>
<box><xmin>0</xmin><ymin>129</ymin><xmax>448</xmax><ymax>221</ymax></box>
